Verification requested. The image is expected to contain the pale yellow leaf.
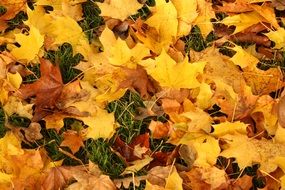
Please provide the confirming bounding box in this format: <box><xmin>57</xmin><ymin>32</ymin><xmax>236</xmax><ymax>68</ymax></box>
<box><xmin>97</xmin><ymin>0</ymin><xmax>143</xmax><ymax>20</ymax></box>
<box><xmin>122</xmin><ymin>156</ymin><xmax>153</xmax><ymax>175</ymax></box>
<box><xmin>194</xmin><ymin>0</ymin><xmax>215</xmax><ymax>37</ymax></box>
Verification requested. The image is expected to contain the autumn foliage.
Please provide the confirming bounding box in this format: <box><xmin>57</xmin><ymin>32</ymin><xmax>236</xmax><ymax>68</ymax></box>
<box><xmin>1</xmin><ymin>0</ymin><xmax>285</xmax><ymax>189</ymax></box>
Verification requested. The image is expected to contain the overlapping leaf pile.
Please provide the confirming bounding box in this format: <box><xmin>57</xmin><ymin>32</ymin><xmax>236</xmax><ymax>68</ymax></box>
<box><xmin>1</xmin><ymin>0</ymin><xmax>285</xmax><ymax>189</ymax></box>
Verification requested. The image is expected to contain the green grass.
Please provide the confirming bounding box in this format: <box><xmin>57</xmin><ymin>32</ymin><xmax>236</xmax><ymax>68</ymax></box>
<box><xmin>86</xmin><ymin>138</ymin><xmax>126</xmax><ymax>178</ymax></box>
<box><xmin>79</xmin><ymin>0</ymin><xmax>104</xmax><ymax>42</ymax></box>
<box><xmin>107</xmin><ymin>91</ymin><xmax>149</xmax><ymax>144</ymax></box>
<box><xmin>0</xmin><ymin>6</ymin><xmax>7</xmax><ymax>16</ymax></box>
<box><xmin>183</xmin><ymin>26</ymin><xmax>216</xmax><ymax>53</ymax></box>
<box><xmin>6</xmin><ymin>11</ymin><xmax>28</xmax><ymax>31</ymax></box>
<box><xmin>45</xmin><ymin>43</ymin><xmax>83</xmax><ymax>83</ymax></box>
<box><xmin>0</xmin><ymin>107</ymin><xmax>7</xmax><ymax>138</ymax></box>
<box><xmin>23</xmin><ymin>64</ymin><xmax>40</xmax><ymax>84</ymax></box>
<box><xmin>8</xmin><ymin>114</ymin><xmax>31</xmax><ymax>128</ymax></box>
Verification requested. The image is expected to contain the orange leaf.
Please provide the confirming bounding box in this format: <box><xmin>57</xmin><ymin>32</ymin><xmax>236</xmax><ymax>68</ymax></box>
<box><xmin>60</xmin><ymin>130</ymin><xmax>84</xmax><ymax>154</ymax></box>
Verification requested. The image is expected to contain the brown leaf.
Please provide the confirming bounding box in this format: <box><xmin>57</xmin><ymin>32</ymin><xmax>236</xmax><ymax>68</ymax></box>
<box><xmin>67</xmin><ymin>165</ymin><xmax>116</xmax><ymax>190</ymax></box>
<box><xmin>113</xmin><ymin>133</ymin><xmax>150</xmax><ymax>162</ymax></box>
<box><xmin>40</xmin><ymin>166</ymin><xmax>74</xmax><ymax>190</ymax></box>
<box><xmin>230</xmin><ymin>175</ymin><xmax>253</xmax><ymax>190</ymax></box>
<box><xmin>19</xmin><ymin>58</ymin><xmax>64</xmax><ymax>121</ymax></box>
<box><xmin>120</xmin><ymin>66</ymin><xmax>156</xmax><ymax>99</ymax></box>
<box><xmin>23</xmin><ymin>122</ymin><xmax>43</xmax><ymax>142</ymax></box>
<box><xmin>272</xmin><ymin>0</ymin><xmax>285</xmax><ymax>11</ymax></box>
<box><xmin>60</xmin><ymin>130</ymin><xmax>84</xmax><ymax>154</ymax></box>
<box><xmin>230</xmin><ymin>33</ymin><xmax>271</xmax><ymax>47</ymax></box>
<box><xmin>215</xmin><ymin>0</ymin><xmax>253</xmax><ymax>13</ymax></box>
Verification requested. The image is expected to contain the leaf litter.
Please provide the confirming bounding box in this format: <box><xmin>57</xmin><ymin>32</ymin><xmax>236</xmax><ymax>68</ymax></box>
<box><xmin>0</xmin><ymin>0</ymin><xmax>285</xmax><ymax>189</ymax></box>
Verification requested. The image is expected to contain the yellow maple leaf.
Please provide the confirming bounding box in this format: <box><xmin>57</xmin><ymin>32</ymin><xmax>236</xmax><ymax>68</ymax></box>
<box><xmin>265</xmin><ymin>27</ymin><xmax>285</xmax><ymax>49</ymax></box>
<box><xmin>99</xmin><ymin>28</ymin><xmax>149</xmax><ymax>68</ymax></box>
<box><xmin>221</xmin><ymin>12</ymin><xmax>264</xmax><ymax>34</ymax></box>
<box><xmin>84</xmin><ymin>109</ymin><xmax>116</xmax><ymax>140</ymax></box>
<box><xmin>142</xmin><ymin>49</ymin><xmax>206</xmax><ymax>89</ymax></box>
<box><xmin>97</xmin><ymin>0</ymin><xmax>143</xmax><ymax>21</ymax></box>
<box><xmin>10</xmin><ymin>26</ymin><xmax>44</xmax><ymax>62</ymax></box>
<box><xmin>211</xmin><ymin>121</ymin><xmax>248</xmax><ymax>137</ymax></box>
<box><xmin>145</xmin><ymin>0</ymin><xmax>178</xmax><ymax>45</ymax></box>
<box><xmin>171</xmin><ymin>0</ymin><xmax>198</xmax><ymax>36</ymax></box>
<box><xmin>3</xmin><ymin>96</ymin><xmax>33</xmax><ymax>119</ymax></box>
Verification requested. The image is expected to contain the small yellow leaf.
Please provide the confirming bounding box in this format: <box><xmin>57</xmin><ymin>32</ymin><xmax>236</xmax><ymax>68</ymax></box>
<box><xmin>230</xmin><ymin>45</ymin><xmax>259</xmax><ymax>69</ymax></box>
<box><xmin>11</xmin><ymin>26</ymin><xmax>44</xmax><ymax>62</ymax></box>
<box><xmin>212</xmin><ymin>121</ymin><xmax>248</xmax><ymax>137</ymax></box>
<box><xmin>97</xmin><ymin>0</ymin><xmax>143</xmax><ymax>21</ymax></box>
<box><xmin>265</xmin><ymin>27</ymin><xmax>285</xmax><ymax>49</ymax></box>
<box><xmin>84</xmin><ymin>110</ymin><xmax>115</xmax><ymax>140</ymax></box>
<box><xmin>121</xmin><ymin>156</ymin><xmax>153</xmax><ymax>175</ymax></box>
<box><xmin>165</xmin><ymin>167</ymin><xmax>183</xmax><ymax>190</ymax></box>
<box><xmin>7</xmin><ymin>72</ymin><xmax>22</xmax><ymax>89</ymax></box>
<box><xmin>196</xmin><ymin>82</ymin><xmax>213</xmax><ymax>109</ymax></box>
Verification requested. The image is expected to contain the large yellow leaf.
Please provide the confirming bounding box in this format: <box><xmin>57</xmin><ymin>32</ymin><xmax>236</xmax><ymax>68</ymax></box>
<box><xmin>142</xmin><ymin>49</ymin><xmax>206</xmax><ymax>89</ymax></box>
<box><xmin>97</xmin><ymin>0</ymin><xmax>143</xmax><ymax>21</ymax></box>
<box><xmin>145</xmin><ymin>0</ymin><xmax>178</xmax><ymax>45</ymax></box>
<box><xmin>10</xmin><ymin>26</ymin><xmax>44</xmax><ymax>62</ymax></box>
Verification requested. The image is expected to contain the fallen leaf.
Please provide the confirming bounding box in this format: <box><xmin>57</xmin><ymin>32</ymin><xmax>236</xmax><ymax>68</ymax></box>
<box><xmin>10</xmin><ymin>26</ymin><xmax>44</xmax><ymax>62</ymax></box>
<box><xmin>97</xmin><ymin>0</ymin><xmax>143</xmax><ymax>21</ymax></box>
<box><xmin>19</xmin><ymin>58</ymin><xmax>64</xmax><ymax>121</ymax></box>
<box><xmin>60</xmin><ymin>130</ymin><xmax>84</xmax><ymax>154</ymax></box>
<box><xmin>142</xmin><ymin>49</ymin><xmax>206</xmax><ymax>89</ymax></box>
<box><xmin>40</xmin><ymin>166</ymin><xmax>73</xmax><ymax>190</ymax></box>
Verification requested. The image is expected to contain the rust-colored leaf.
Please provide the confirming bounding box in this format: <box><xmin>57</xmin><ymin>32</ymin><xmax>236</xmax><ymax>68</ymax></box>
<box><xmin>19</xmin><ymin>58</ymin><xmax>64</xmax><ymax>121</ymax></box>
